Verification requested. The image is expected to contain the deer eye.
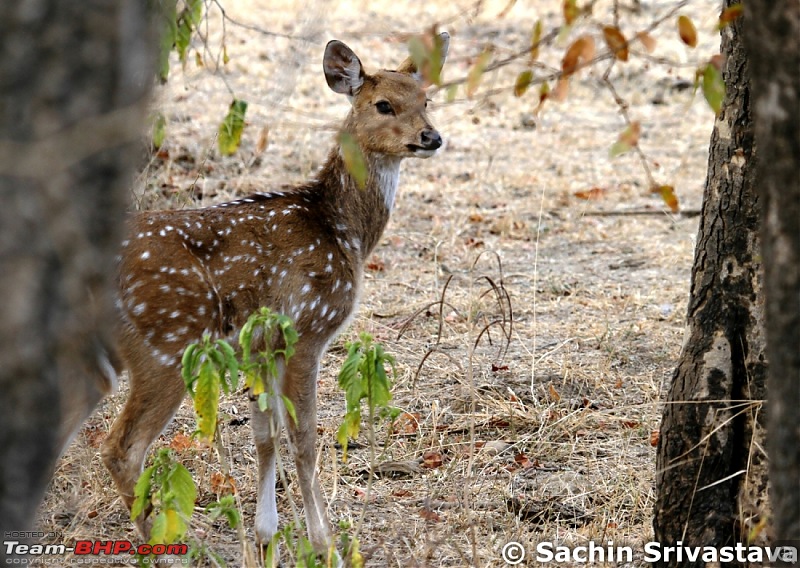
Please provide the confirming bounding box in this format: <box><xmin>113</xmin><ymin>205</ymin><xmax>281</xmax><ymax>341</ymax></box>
<box><xmin>375</xmin><ymin>101</ymin><xmax>395</xmax><ymax>115</ymax></box>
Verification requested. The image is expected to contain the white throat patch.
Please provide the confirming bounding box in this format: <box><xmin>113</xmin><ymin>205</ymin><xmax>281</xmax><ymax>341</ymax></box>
<box><xmin>371</xmin><ymin>156</ymin><xmax>401</xmax><ymax>212</ymax></box>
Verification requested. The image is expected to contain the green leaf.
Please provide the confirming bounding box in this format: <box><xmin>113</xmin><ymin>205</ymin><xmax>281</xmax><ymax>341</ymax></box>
<box><xmin>407</xmin><ymin>32</ymin><xmax>447</xmax><ymax>86</ymax></box>
<box><xmin>149</xmin><ymin>511</ymin><xmax>170</xmax><ymax>544</ymax></box>
<box><xmin>151</xmin><ymin>508</ymin><xmax>186</xmax><ymax>545</ymax></box>
<box><xmin>349</xmin><ymin>537</ymin><xmax>364</xmax><ymax>568</ymax></box>
<box><xmin>514</xmin><ymin>70</ymin><xmax>534</xmax><ymax>97</ymax></box>
<box><xmin>701</xmin><ymin>63</ymin><xmax>725</xmax><ymax>115</ymax></box>
<box><xmin>152</xmin><ymin>112</ymin><xmax>167</xmax><ymax>149</ymax></box>
<box><xmin>157</xmin><ymin>1</ymin><xmax>178</xmax><ymax>83</ymax></box>
<box><xmin>609</xmin><ymin>140</ymin><xmax>632</xmax><ymax>158</ymax></box>
<box><xmin>131</xmin><ymin>464</ymin><xmax>155</xmax><ymax>520</ymax></box>
<box><xmin>205</xmin><ymin>496</ymin><xmax>241</xmax><ymax>528</ymax></box>
<box><xmin>281</xmin><ymin>395</ymin><xmax>298</xmax><ymax>425</ymax></box>
<box><xmin>181</xmin><ymin>343</ymin><xmax>200</xmax><ymax>393</ymax></box>
<box><xmin>175</xmin><ymin>15</ymin><xmax>192</xmax><ymax>63</ymax></box>
<box><xmin>467</xmin><ymin>48</ymin><xmax>492</xmax><ymax>98</ymax></box>
<box><xmin>339</xmin><ymin>131</ymin><xmax>368</xmax><ymax>189</ymax></box>
<box><xmin>530</xmin><ymin>20</ymin><xmax>543</xmax><ymax>63</ymax></box>
<box><xmin>216</xmin><ymin>339</ymin><xmax>239</xmax><ymax>393</ymax></box>
<box><xmin>218</xmin><ymin>99</ymin><xmax>248</xmax><ymax>156</ymax></box>
<box><xmin>166</xmin><ymin>462</ymin><xmax>196</xmax><ymax>517</ymax></box>
<box><xmin>187</xmin><ymin>0</ymin><xmax>203</xmax><ymax>26</ymax></box>
<box><xmin>195</xmin><ymin>363</ymin><xmax>220</xmax><ymax>441</ymax></box>
<box><xmin>446</xmin><ymin>84</ymin><xmax>458</xmax><ymax>103</ymax></box>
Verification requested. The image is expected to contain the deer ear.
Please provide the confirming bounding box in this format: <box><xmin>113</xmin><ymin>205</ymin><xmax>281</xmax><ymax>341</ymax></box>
<box><xmin>397</xmin><ymin>32</ymin><xmax>450</xmax><ymax>84</ymax></box>
<box><xmin>323</xmin><ymin>40</ymin><xmax>365</xmax><ymax>96</ymax></box>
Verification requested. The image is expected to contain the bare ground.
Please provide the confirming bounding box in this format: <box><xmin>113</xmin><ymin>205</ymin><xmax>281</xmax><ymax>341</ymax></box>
<box><xmin>39</xmin><ymin>0</ymin><xmax>721</xmax><ymax>566</ymax></box>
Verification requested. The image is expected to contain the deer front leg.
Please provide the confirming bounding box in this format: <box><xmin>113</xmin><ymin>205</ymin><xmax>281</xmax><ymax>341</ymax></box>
<box><xmin>283</xmin><ymin>356</ymin><xmax>333</xmax><ymax>555</ymax></box>
<box><xmin>251</xmin><ymin>399</ymin><xmax>280</xmax><ymax>547</ymax></box>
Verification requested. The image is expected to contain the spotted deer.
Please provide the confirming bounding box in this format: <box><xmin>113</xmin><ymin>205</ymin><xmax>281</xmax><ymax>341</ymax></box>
<box><xmin>101</xmin><ymin>34</ymin><xmax>449</xmax><ymax>553</ymax></box>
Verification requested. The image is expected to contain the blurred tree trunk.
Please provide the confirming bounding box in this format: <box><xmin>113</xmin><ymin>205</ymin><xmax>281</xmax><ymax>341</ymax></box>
<box><xmin>743</xmin><ymin>0</ymin><xmax>800</xmax><ymax>542</ymax></box>
<box><xmin>653</xmin><ymin>2</ymin><xmax>769</xmax><ymax>565</ymax></box>
<box><xmin>0</xmin><ymin>0</ymin><xmax>153</xmax><ymax>557</ymax></box>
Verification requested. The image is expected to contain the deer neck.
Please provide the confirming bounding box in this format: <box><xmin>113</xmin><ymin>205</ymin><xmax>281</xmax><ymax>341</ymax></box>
<box><xmin>313</xmin><ymin>144</ymin><xmax>402</xmax><ymax>260</ymax></box>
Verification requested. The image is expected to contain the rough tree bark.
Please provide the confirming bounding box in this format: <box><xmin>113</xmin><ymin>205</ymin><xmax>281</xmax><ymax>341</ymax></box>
<box><xmin>0</xmin><ymin>0</ymin><xmax>153</xmax><ymax>556</ymax></box>
<box><xmin>743</xmin><ymin>1</ymin><xmax>800</xmax><ymax>543</ymax></box>
<box><xmin>653</xmin><ymin>2</ymin><xmax>770</xmax><ymax>565</ymax></box>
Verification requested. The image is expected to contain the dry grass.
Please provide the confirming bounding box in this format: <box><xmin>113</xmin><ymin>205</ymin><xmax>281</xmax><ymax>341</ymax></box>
<box><xmin>38</xmin><ymin>0</ymin><xmax>720</xmax><ymax>565</ymax></box>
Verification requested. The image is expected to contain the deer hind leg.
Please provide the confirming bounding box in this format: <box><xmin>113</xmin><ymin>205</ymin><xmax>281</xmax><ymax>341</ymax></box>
<box><xmin>101</xmin><ymin>331</ymin><xmax>186</xmax><ymax>538</ymax></box>
<box><xmin>283</xmin><ymin>355</ymin><xmax>332</xmax><ymax>554</ymax></box>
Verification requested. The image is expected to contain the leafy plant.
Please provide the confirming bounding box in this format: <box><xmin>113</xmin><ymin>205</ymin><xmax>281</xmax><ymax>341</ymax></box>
<box><xmin>152</xmin><ymin>0</ymin><xmax>249</xmax><ymax>153</ymax></box>
<box><xmin>263</xmin><ymin>523</ymin><xmax>345</xmax><ymax>568</ymax></box>
<box><xmin>132</xmin><ymin>448</ymin><xmax>196</xmax><ymax>547</ymax></box>
<box><xmin>182</xmin><ymin>333</ymin><xmax>239</xmax><ymax>442</ymax></box>
<box><xmin>204</xmin><ymin>495</ymin><xmax>241</xmax><ymax>529</ymax></box>
<box><xmin>239</xmin><ymin>307</ymin><xmax>299</xmax><ymax>417</ymax></box>
<box><xmin>336</xmin><ymin>332</ymin><xmax>398</xmax><ymax>461</ymax></box>
<box><xmin>155</xmin><ymin>0</ymin><xmax>204</xmax><ymax>83</ymax></box>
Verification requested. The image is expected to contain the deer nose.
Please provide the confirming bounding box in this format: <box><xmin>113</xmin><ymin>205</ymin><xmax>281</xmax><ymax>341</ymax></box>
<box><xmin>420</xmin><ymin>129</ymin><xmax>442</xmax><ymax>150</ymax></box>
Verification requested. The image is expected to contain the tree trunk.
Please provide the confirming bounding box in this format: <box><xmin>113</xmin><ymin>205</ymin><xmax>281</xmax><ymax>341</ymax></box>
<box><xmin>0</xmin><ymin>0</ymin><xmax>153</xmax><ymax>555</ymax></box>
<box><xmin>653</xmin><ymin>3</ymin><xmax>769</xmax><ymax>564</ymax></box>
<box><xmin>743</xmin><ymin>1</ymin><xmax>800</xmax><ymax>543</ymax></box>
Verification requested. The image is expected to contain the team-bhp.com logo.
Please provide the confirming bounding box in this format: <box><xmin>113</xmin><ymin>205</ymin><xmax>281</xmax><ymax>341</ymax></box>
<box><xmin>4</xmin><ymin>539</ymin><xmax>188</xmax><ymax>558</ymax></box>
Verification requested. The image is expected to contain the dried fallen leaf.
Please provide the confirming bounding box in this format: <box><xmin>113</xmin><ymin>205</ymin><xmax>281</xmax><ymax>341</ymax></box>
<box><xmin>602</xmin><ymin>26</ymin><xmax>629</xmax><ymax>61</ymax></box>
<box><xmin>366</xmin><ymin>256</ymin><xmax>385</xmax><ymax>272</ymax></box>
<box><xmin>562</xmin><ymin>36</ymin><xmax>595</xmax><ymax>76</ymax></box>
<box><xmin>82</xmin><ymin>426</ymin><xmax>106</xmax><ymax>448</ymax></box>
<box><xmin>210</xmin><ymin>472</ymin><xmax>237</xmax><ymax>496</ymax></box>
<box><xmin>392</xmin><ymin>412</ymin><xmax>421</xmax><ymax>435</ymax></box>
<box><xmin>653</xmin><ymin>184</ymin><xmax>680</xmax><ymax>213</ymax></box>
<box><xmin>422</xmin><ymin>450</ymin><xmax>444</xmax><ymax>469</ymax></box>
<box><xmin>719</xmin><ymin>4</ymin><xmax>743</xmax><ymax>28</ymax></box>
<box><xmin>574</xmin><ymin>187</ymin><xmax>607</xmax><ymax>200</ymax></box>
<box><xmin>548</xmin><ymin>383</ymin><xmax>561</xmax><ymax>402</ymax></box>
<box><xmin>677</xmin><ymin>15</ymin><xmax>698</xmax><ymax>48</ymax></box>
<box><xmin>169</xmin><ymin>432</ymin><xmax>195</xmax><ymax>452</ymax></box>
<box><xmin>514</xmin><ymin>453</ymin><xmax>535</xmax><ymax>469</ymax></box>
<box><xmin>255</xmin><ymin>126</ymin><xmax>269</xmax><ymax>155</ymax></box>
<box><xmin>609</xmin><ymin>121</ymin><xmax>641</xmax><ymax>158</ymax></box>
<box><xmin>497</xmin><ymin>0</ymin><xmax>516</xmax><ymax>17</ymax></box>
<box><xmin>563</xmin><ymin>0</ymin><xmax>579</xmax><ymax>25</ymax></box>
<box><xmin>649</xmin><ymin>429</ymin><xmax>660</xmax><ymax>447</ymax></box>
<box><xmin>636</xmin><ymin>31</ymin><xmax>657</xmax><ymax>53</ymax></box>
<box><xmin>419</xmin><ymin>507</ymin><xmax>442</xmax><ymax>522</ymax></box>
